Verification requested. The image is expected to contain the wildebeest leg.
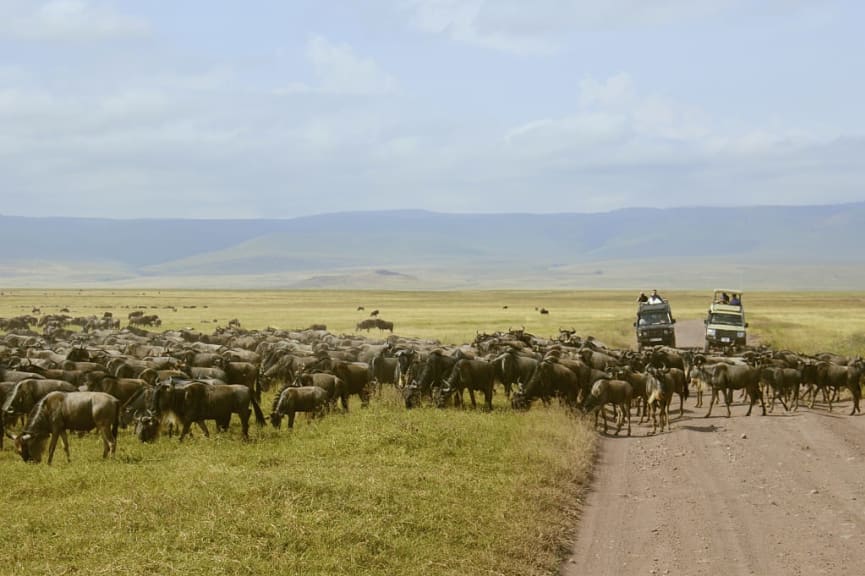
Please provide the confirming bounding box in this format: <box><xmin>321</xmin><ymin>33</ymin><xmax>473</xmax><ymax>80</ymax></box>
<box><xmin>849</xmin><ymin>383</ymin><xmax>860</xmax><ymax>416</ymax></box>
<box><xmin>240</xmin><ymin>410</ymin><xmax>250</xmax><ymax>439</ymax></box>
<box><xmin>601</xmin><ymin>404</ymin><xmax>608</xmax><ymax>434</ymax></box>
<box><xmin>724</xmin><ymin>389</ymin><xmax>733</xmax><ymax>418</ymax></box>
<box><xmin>705</xmin><ymin>388</ymin><xmax>718</xmax><ymax>418</ymax></box>
<box><xmin>179</xmin><ymin>421</ymin><xmax>193</xmax><ymax>441</ymax></box>
<box><xmin>625</xmin><ymin>400</ymin><xmax>631</xmax><ymax>436</ymax></box>
<box><xmin>100</xmin><ymin>426</ymin><xmax>113</xmax><ymax>458</ymax></box>
<box><xmin>59</xmin><ymin>429</ymin><xmax>71</xmax><ymax>462</ymax></box>
<box><xmin>468</xmin><ymin>388</ymin><xmax>477</xmax><ymax>410</ymax></box>
<box><xmin>46</xmin><ymin>431</ymin><xmax>62</xmax><ymax>464</ymax></box>
<box><xmin>287</xmin><ymin>410</ymin><xmax>296</xmax><ymax>429</ymax></box>
<box><xmin>196</xmin><ymin>421</ymin><xmax>210</xmax><ymax>437</ymax></box>
<box><xmin>484</xmin><ymin>388</ymin><xmax>493</xmax><ymax>411</ymax></box>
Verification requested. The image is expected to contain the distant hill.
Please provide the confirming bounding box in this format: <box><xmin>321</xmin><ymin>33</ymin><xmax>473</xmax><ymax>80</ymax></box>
<box><xmin>2</xmin><ymin>204</ymin><xmax>865</xmax><ymax>289</ymax></box>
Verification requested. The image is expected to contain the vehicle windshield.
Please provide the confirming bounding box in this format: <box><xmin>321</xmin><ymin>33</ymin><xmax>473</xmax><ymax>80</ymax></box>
<box><xmin>709</xmin><ymin>313</ymin><xmax>744</xmax><ymax>326</ymax></box>
<box><xmin>639</xmin><ymin>311</ymin><xmax>671</xmax><ymax>325</ymax></box>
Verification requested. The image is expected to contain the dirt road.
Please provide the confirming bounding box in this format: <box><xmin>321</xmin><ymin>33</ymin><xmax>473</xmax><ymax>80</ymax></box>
<box><xmin>562</xmin><ymin>394</ymin><xmax>865</xmax><ymax>575</ymax></box>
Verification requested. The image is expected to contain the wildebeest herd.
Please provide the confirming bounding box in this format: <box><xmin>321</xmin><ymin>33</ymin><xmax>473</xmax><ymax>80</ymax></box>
<box><xmin>0</xmin><ymin>312</ymin><xmax>862</xmax><ymax>464</ymax></box>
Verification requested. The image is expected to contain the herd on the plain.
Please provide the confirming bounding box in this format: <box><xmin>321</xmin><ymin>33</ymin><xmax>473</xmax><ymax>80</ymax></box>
<box><xmin>0</xmin><ymin>307</ymin><xmax>862</xmax><ymax>463</ymax></box>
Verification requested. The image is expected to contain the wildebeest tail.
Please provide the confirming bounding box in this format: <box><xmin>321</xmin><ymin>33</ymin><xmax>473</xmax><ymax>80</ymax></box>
<box><xmin>251</xmin><ymin>394</ymin><xmax>266</xmax><ymax>427</ymax></box>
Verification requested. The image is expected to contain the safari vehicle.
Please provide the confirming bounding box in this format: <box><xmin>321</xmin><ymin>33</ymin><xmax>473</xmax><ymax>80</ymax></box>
<box><xmin>704</xmin><ymin>288</ymin><xmax>747</xmax><ymax>351</ymax></box>
<box><xmin>634</xmin><ymin>299</ymin><xmax>676</xmax><ymax>351</ymax></box>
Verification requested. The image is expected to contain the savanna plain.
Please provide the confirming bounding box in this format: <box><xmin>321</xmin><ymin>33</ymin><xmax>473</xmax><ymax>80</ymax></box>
<box><xmin>1</xmin><ymin>289</ymin><xmax>865</xmax><ymax>576</ymax></box>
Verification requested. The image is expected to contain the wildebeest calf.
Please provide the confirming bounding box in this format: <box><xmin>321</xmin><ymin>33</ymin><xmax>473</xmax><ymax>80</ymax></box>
<box><xmin>270</xmin><ymin>386</ymin><xmax>329</xmax><ymax>429</ymax></box>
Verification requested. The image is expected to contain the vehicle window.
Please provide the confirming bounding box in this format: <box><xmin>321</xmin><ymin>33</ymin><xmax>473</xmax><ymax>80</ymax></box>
<box><xmin>640</xmin><ymin>312</ymin><xmax>670</xmax><ymax>325</ymax></box>
<box><xmin>710</xmin><ymin>313</ymin><xmax>744</xmax><ymax>326</ymax></box>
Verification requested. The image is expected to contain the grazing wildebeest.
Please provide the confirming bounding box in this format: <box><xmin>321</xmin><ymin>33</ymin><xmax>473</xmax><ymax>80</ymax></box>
<box><xmin>413</xmin><ymin>350</ymin><xmax>458</xmax><ymax>398</ymax></box>
<box><xmin>438</xmin><ymin>358</ymin><xmax>495</xmax><ymax>410</ymax></box>
<box><xmin>583</xmin><ymin>378</ymin><xmax>633</xmax><ymax>436</ymax></box>
<box><xmin>369</xmin><ymin>309</ymin><xmax>380</xmax><ymax>317</ymax></box>
<box><xmin>491</xmin><ymin>348</ymin><xmax>538</xmax><ymax>398</ymax></box>
<box><xmin>150</xmin><ymin>380</ymin><xmax>266</xmax><ymax>441</ymax></box>
<box><xmin>511</xmin><ymin>360</ymin><xmax>579</xmax><ymax>410</ymax></box>
<box><xmin>10</xmin><ymin>391</ymin><xmax>119</xmax><ymax>464</ymax></box>
<box><xmin>280</xmin><ymin>373</ymin><xmax>348</xmax><ymax>412</ymax></box>
<box><xmin>270</xmin><ymin>386</ymin><xmax>330</xmax><ymax>429</ymax></box>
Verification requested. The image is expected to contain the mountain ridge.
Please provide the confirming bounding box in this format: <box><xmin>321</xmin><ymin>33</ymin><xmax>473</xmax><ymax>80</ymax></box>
<box><xmin>1</xmin><ymin>203</ymin><xmax>864</xmax><ymax>289</ymax></box>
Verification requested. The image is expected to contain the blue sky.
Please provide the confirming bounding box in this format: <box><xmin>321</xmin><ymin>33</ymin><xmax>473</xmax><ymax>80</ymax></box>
<box><xmin>0</xmin><ymin>0</ymin><xmax>862</xmax><ymax>218</ymax></box>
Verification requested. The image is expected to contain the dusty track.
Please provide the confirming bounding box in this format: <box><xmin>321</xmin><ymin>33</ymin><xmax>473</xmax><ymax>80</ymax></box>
<box><xmin>562</xmin><ymin>393</ymin><xmax>865</xmax><ymax>576</ymax></box>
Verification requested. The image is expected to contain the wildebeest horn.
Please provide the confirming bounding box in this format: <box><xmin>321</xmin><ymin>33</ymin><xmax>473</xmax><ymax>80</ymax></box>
<box><xmin>5</xmin><ymin>432</ymin><xmax>15</xmax><ymax>440</ymax></box>
<box><xmin>21</xmin><ymin>433</ymin><xmax>31</xmax><ymax>441</ymax></box>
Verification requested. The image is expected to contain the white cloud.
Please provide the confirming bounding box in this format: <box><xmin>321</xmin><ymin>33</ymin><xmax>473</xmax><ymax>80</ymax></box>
<box><xmin>278</xmin><ymin>36</ymin><xmax>397</xmax><ymax>96</ymax></box>
<box><xmin>0</xmin><ymin>0</ymin><xmax>148</xmax><ymax>40</ymax></box>
<box><xmin>403</xmin><ymin>0</ymin><xmax>740</xmax><ymax>54</ymax></box>
<box><xmin>405</xmin><ymin>0</ymin><xmax>559</xmax><ymax>54</ymax></box>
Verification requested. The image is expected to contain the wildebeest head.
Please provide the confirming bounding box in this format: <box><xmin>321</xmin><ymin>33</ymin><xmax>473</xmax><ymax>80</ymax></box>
<box><xmin>10</xmin><ymin>432</ymin><xmax>47</xmax><ymax>463</ymax></box>
<box><xmin>135</xmin><ymin>411</ymin><xmax>160</xmax><ymax>443</ymax></box>
<box><xmin>510</xmin><ymin>383</ymin><xmax>530</xmax><ymax>410</ymax></box>
<box><xmin>402</xmin><ymin>382</ymin><xmax>421</xmax><ymax>409</ymax></box>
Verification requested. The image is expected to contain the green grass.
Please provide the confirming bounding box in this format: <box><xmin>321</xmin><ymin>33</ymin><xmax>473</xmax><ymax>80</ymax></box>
<box><xmin>0</xmin><ymin>389</ymin><xmax>593</xmax><ymax>576</ymax></box>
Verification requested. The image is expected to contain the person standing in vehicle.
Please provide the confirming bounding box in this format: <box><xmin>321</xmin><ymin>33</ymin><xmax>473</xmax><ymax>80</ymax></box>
<box><xmin>647</xmin><ymin>290</ymin><xmax>663</xmax><ymax>304</ymax></box>
<box><xmin>637</xmin><ymin>292</ymin><xmax>648</xmax><ymax>303</ymax></box>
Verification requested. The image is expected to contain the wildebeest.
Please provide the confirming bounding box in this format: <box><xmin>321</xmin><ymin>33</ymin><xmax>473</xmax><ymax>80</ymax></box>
<box><xmin>0</xmin><ymin>382</ymin><xmax>18</xmax><ymax>448</ymax></box>
<box><xmin>10</xmin><ymin>391</ymin><xmax>119</xmax><ymax>464</ymax></box>
<box><xmin>814</xmin><ymin>361</ymin><xmax>862</xmax><ymax>415</ymax></box>
<box><xmin>705</xmin><ymin>363</ymin><xmax>765</xmax><ymax>418</ymax></box>
<box><xmin>645</xmin><ymin>368</ymin><xmax>672</xmax><ymax>435</ymax></box>
<box><xmin>283</xmin><ymin>373</ymin><xmax>348</xmax><ymax>412</ymax></box>
<box><xmin>149</xmin><ymin>380</ymin><xmax>266</xmax><ymax>441</ymax></box>
<box><xmin>438</xmin><ymin>358</ymin><xmax>495</xmax><ymax>410</ymax></box>
<box><xmin>512</xmin><ymin>359</ymin><xmax>579</xmax><ymax>410</ymax></box>
<box><xmin>583</xmin><ymin>378</ymin><xmax>633</xmax><ymax>436</ymax></box>
<box><xmin>3</xmin><ymin>379</ymin><xmax>78</xmax><ymax>419</ymax></box>
<box><xmin>270</xmin><ymin>386</ymin><xmax>329</xmax><ymax>428</ymax></box>
<box><xmin>370</xmin><ymin>351</ymin><xmax>399</xmax><ymax>392</ymax></box>
<box><xmin>491</xmin><ymin>348</ymin><xmax>538</xmax><ymax>398</ymax></box>
<box><xmin>86</xmin><ymin>375</ymin><xmax>150</xmax><ymax>405</ymax></box>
